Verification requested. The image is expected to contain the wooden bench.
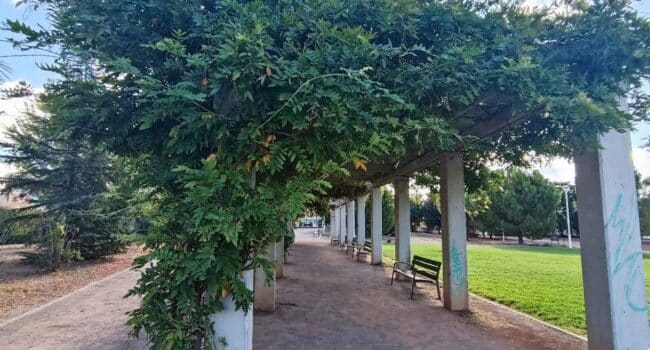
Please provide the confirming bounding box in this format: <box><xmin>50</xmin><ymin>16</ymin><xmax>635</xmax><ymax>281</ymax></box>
<box><xmin>391</xmin><ymin>255</ymin><xmax>441</xmax><ymax>300</ymax></box>
<box><xmin>353</xmin><ymin>240</ymin><xmax>372</xmax><ymax>262</ymax></box>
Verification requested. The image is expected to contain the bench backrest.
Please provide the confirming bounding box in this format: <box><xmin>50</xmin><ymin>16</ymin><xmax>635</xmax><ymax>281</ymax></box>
<box><xmin>412</xmin><ymin>255</ymin><xmax>441</xmax><ymax>281</ymax></box>
<box><xmin>363</xmin><ymin>240</ymin><xmax>372</xmax><ymax>251</ymax></box>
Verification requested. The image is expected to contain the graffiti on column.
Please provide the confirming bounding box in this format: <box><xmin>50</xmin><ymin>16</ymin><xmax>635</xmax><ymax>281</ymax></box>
<box><xmin>451</xmin><ymin>243</ymin><xmax>465</xmax><ymax>288</ymax></box>
<box><xmin>607</xmin><ymin>192</ymin><xmax>647</xmax><ymax>312</ymax></box>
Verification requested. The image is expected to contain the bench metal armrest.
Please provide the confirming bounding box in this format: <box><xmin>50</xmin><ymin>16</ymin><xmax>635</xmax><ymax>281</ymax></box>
<box><xmin>392</xmin><ymin>261</ymin><xmax>412</xmax><ymax>271</ymax></box>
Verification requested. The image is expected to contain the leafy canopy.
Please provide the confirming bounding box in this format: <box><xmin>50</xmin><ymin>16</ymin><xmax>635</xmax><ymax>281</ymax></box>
<box><xmin>5</xmin><ymin>0</ymin><xmax>649</xmax><ymax>348</ymax></box>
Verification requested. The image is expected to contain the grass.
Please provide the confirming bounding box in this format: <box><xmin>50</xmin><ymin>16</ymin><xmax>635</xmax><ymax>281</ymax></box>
<box><xmin>383</xmin><ymin>242</ymin><xmax>650</xmax><ymax>335</ymax></box>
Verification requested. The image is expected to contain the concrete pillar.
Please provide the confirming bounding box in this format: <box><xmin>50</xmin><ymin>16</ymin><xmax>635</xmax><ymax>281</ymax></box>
<box><xmin>440</xmin><ymin>152</ymin><xmax>469</xmax><ymax>311</ymax></box>
<box><xmin>274</xmin><ymin>238</ymin><xmax>284</xmax><ymax>278</ymax></box>
<box><xmin>357</xmin><ymin>194</ymin><xmax>366</xmax><ymax>246</ymax></box>
<box><xmin>394</xmin><ymin>178</ymin><xmax>410</xmax><ymax>264</ymax></box>
<box><xmin>329</xmin><ymin>208</ymin><xmax>335</xmax><ymax>237</ymax></box>
<box><xmin>371</xmin><ymin>187</ymin><xmax>383</xmax><ymax>265</ymax></box>
<box><xmin>339</xmin><ymin>204</ymin><xmax>346</xmax><ymax>244</ymax></box>
<box><xmin>347</xmin><ymin>201</ymin><xmax>356</xmax><ymax>244</ymax></box>
<box><xmin>211</xmin><ymin>269</ymin><xmax>253</xmax><ymax>350</ymax></box>
<box><xmin>574</xmin><ymin>129</ymin><xmax>649</xmax><ymax>350</ymax></box>
<box><xmin>254</xmin><ymin>244</ymin><xmax>276</xmax><ymax>312</ymax></box>
<box><xmin>394</xmin><ymin>183</ymin><xmax>400</xmax><ymax>261</ymax></box>
<box><xmin>332</xmin><ymin>207</ymin><xmax>338</xmax><ymax>242</ymax></box>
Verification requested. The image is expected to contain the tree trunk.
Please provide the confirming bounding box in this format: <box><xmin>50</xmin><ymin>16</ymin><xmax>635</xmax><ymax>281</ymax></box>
<box><xmin>518</xmin><ymin>233</ymin><xmax>524</xmax><ymax>245</ymax></box>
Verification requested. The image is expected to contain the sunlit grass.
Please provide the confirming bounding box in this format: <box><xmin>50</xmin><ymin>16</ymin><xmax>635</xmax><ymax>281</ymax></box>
<box><xmin>383</xmin><ymin>243</ymin><xmax>650</xmax><ymax>335</ymax></box>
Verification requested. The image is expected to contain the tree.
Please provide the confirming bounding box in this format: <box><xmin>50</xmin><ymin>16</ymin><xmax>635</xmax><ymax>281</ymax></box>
<box><xmin>420</xmin><ymin>200</ymin><xmax>441</xmax><ymax>233</ymax></box>
<box><xmin>382</xmin><ymin>189</ymin><xmax>395</xmax><ymax>234</ymax></box>
<box><xmin>1</xmin><ymin>81</ymin><xmax>33</xmax><ymax>99</ymax></box>
<box><xmin>0</xmin><ymin>96</ymin><xmax>128</xmax><ymax>268</ymax></box>
<box><xmin>366</xmin><ymin>188</ymin><xmax>396</xmax><ymax>236</ymax></box>
<box><xmin>410</xmin><ymin>198</ymin><xmax>440</xmax><ymax>233</ymax></box>
<box><xmin>410</xmin><ymin>196</ymin><xmax>423</xmax><ymax>231</ymax></box>
<box><xmin>466</xmin><ymin>191</ymin><xmax>490</xmax><ymax>238</ymax></box>
<box><xmin>640</xmin><ymin>196</ymin><xmax>650</xmax><ymax>237</ymax></box>
<box><xmin>491</xmin><ymin>170</ymin><xmax>560</xmax><ymax>244</ymax></box>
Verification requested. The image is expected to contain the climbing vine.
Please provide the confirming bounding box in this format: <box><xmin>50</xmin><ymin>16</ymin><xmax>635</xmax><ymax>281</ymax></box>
<box><xmin>5</xmin><ymin>0</ymin><xmax>649</xmax><ymax>348</ymax></box>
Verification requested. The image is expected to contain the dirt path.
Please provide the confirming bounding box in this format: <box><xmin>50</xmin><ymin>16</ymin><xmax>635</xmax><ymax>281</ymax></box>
<box><xmin>0</xmin><ymin>268</ymin><xmax>147</xmax><ymax>350</ymax></box>
<box><xmin>0</xmin><ymin>246</ymin><xmax>142</xmax><ymax>322</ymax></box>
<box><xmin>0</xmin><ymin>230</ymin><xmax>587</xmax><ymax>349</ymax></box>
<box><xmin>254</xmin><ymin>229</ymin><xmax>586</xmax><ymax>350</ymax></box>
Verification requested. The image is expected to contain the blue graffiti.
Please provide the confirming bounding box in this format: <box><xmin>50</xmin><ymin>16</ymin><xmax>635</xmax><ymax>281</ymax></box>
<box><xmin>451</xmin><ymin>244</ymin><xmax>465</xmax><ymax>287</ymax></box>
<box><xmin>606</xmin><ymin>193</ymin><xmax>647</xmax><ymax>312</ymax></box>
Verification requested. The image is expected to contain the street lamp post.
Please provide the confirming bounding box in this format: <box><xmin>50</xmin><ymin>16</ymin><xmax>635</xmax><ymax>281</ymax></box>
<box><xmin>561</xmin><ymin>185</ymin><xmax>573</xmax><ymax>249</ymax></box>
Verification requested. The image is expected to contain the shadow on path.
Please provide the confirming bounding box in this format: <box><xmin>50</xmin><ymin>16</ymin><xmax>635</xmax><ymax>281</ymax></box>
<box><xmin>254</xmin><ymin>229</ymin><xmax>586</xmax><ymax>350</ymax></box>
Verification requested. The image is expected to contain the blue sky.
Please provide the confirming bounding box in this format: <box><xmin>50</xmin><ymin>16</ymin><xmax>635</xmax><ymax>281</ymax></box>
<box><xmin>1</xmin><ymin>0</ymin><xmax>649</xmax><ymax>181</ymax></box>
<box><xmin>1</xmin><ymin>0</ymin><xmax>54</xmax><ymax>87</ymax></box>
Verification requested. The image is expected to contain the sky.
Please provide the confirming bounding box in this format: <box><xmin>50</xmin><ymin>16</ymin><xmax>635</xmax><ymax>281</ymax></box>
<box><xmin>1</xmin><ymin>0</ymin><xmax>650</xmax><ymax>183</ymax></box>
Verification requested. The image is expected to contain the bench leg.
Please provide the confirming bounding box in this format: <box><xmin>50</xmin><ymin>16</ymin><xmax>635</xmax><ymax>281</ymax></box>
<box><xmin>390</xmin><ymin>270</ymin><xmax>396</xmax><ymax>286</ymax></box>
<box><xmin>410</xmin><ymin>279</ymin><xmax>416</xmax><ymax>300</ymax></box>
<box><xmin>436</xmin><ymin>282</ymin><xmax>441</xmax><ymax>300</ymax></box>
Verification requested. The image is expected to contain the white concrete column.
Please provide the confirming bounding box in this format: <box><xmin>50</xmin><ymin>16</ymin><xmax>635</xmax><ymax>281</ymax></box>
<box><xmin>394</xmin><ymin>184</ymin><xmax>400</xmax><ymax>261</ymax></box>
<box><xmin>274</xmin><ymin>238</ymin><xmax>284</xmax><ymax>278</ymax></box>
<box><xmin>574</xmin><ymin>129</ymin><xmax>649</xmax><ymax>350</ymax></box>
<box><xmin>347</xmin><ymin>201</ymin><xmax>356</xmax><ymax>244</ymax></box>
<box><xmin>211</xmin><ymin>269</ymin><xmax>253</xmax><ymax>350</ymax></box>
<box><xmin>394</xmin><ymin>177</ymin><xmax>410</xmax><ymax>264</ymax></box>
<box><xmin>254</xmin><ymin>244</ymin><xmax>276</xmax><ymax>312</ymax></box>
<box><xmin>339</xmin><ymin>204</ymin><xmax>346</xmax><ymax>243</ymax></box>
<box><xmin>331</xmin><ymin>207</ymin><xmax>338</xmax><ymax>242</ymax></box>
<box><xmin>357</xmin><ymin>194</ymin><xmax>366</xmax><ymax>246</ymax></box>
<box><xmin>371</xmin><ymin>187</ymin><xmax>383</xmax><ymax>265</ymax></box>
<box><xmin>440</xmin><ymin>152</ymin><xmax>469</xmax><ymax>311</ymax></box>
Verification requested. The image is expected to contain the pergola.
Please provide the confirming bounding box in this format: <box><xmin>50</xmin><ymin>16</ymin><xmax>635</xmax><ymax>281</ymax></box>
<box><xmin>240</xmin><ymin>93</ymin><xmax>649</xmax><ymax>350</ymax></box>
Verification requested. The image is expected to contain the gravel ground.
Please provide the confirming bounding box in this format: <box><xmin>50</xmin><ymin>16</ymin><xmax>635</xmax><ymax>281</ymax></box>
<box><xmin>0</xmin><ymin>231</ymin><xmax>588</xmax><ymax>349</ymax></box>
<box><xmin>0</xmin><ymin>245</ymin><xmax>143</xmax><ymax>322</ymax></box>
<box><xmin>254</xmin><ymin>228</ymin><xmax>586</xmax><ymax>350</ymax></box>
<box><xmin>0</xmin><ymin>268</ymin><xmax>147</xmax><ymax>350</ymax></box>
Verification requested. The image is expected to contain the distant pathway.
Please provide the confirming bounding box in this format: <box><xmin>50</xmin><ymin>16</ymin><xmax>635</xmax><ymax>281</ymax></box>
<box><xmin>254</xmin><ymin>229</ymin><xmax>586</xmax><ymax>350</ymax></box>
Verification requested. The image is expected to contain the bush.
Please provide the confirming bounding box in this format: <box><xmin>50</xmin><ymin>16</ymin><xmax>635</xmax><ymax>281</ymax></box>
<box><xmin>0</xmin><ymin>208</ymin><xmax>35</xmax><ymax>245</ymax></box>
<box><xmin>19</xmin><ymin>224</ymin><xmax>83</xmax><ymax>271</ymax></box>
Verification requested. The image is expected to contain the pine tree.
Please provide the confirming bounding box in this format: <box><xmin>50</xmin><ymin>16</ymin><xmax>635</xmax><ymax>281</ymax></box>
<box><xmin>491</xmin><ymin>170</ymin><xmax>560</xmax><ymax>244</ymax></box>
<box><xmin>0</xmin><ymin>95</ymin><xmax>127</xmax><ymax>268</ymax></box>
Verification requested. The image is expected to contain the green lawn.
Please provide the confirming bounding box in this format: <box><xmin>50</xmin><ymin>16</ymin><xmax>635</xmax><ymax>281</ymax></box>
<box><xmin>383</xmin><ymin>243</ymin><xmax>650</xmax><ymax>335</ymax></box>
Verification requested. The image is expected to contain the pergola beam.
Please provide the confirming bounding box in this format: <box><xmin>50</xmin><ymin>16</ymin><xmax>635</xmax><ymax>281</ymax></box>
<box><xmin>331</xmin><ymin>95</ymin><xmax>530</xmax><ymax>190</ymax></box>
